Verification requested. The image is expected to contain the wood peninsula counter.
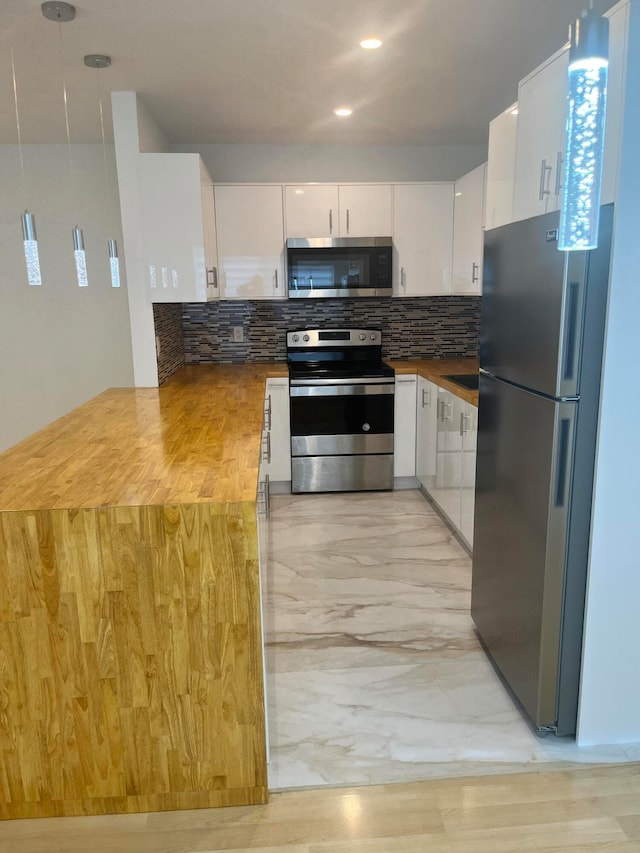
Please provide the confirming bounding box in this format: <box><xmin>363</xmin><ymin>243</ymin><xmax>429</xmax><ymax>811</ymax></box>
<box><xmin>0</xmin><ymin>364</ymin><xmax>285</xmax><ymax>819</ymax></box>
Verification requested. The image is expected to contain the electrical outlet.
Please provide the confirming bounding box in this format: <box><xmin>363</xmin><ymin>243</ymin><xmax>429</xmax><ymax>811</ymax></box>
<box><xmin>232</xmin><ymin>326</ymin><xmax>244</xmax><ymax>343</ymax></box>
<box><xmin>155</xmin><ymin>335</ymin><xmax>161</xmax><ymax>355</ymax></box>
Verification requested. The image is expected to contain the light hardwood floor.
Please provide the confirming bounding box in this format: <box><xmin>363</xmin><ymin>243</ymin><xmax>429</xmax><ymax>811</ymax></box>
<box><xmin>0</xmin><ymin>764</ymin><xmax>639</xmax><ymax>851</ymax></box>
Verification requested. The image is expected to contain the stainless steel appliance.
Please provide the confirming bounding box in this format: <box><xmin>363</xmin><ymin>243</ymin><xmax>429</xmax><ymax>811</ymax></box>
<box><xmin>471</xmin><ymin>204</ymin><xmax>614</xmax><ymax>736</ymax></box>
<box><xmin>287</xmin><ymin>328</ymin><xmax>395</xmax><ymax>492</ymax></box>
<box><xmin>287</xmin><ymin>237</ymin><xmax>393</xmax><ymax>298</ymax></box>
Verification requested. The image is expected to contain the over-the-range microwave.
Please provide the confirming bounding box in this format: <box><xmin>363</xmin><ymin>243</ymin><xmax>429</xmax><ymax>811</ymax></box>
<box><xmin>286</xmin><ymin>236</ymin><xmax>393</xmax><ymax>298</ymax></box>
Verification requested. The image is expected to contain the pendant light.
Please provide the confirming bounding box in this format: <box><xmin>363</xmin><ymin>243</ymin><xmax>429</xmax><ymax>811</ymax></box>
<box><xmin>42</xmin><ymin>1</ymin><xmax>89</xmax><ymax>285</ymax></box>
<box><xmin>7</xmin><ymin>2</ymin><xmax>42</xmax><ymax>284</ymax></box>
<box><xmin>558</xmin><ymin>5</ymin><xmax>609</xmax><ymax>251</ymax></box>
<box><xmin>84</xmin><ymin>53</ymin><xmax>121</xmax><ymax>287</ymax></box>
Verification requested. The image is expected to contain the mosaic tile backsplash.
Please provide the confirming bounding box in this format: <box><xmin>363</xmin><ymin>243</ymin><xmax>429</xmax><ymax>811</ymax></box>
<box><xmin>153</xmin><ymin>304</ymin><xmax>185</xmax><ymax>384</ymax></box>
<box><xmin>181</xmin><ymin>297</ymin><xmax>480</xmax><ymax>364</ymax></box>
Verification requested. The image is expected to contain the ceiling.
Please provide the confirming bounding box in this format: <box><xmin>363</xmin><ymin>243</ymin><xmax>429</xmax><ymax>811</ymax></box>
<box><xmin>0</xmin><ymin>0</ymin><xmax>617</xmax><ymax>146</ymax></box>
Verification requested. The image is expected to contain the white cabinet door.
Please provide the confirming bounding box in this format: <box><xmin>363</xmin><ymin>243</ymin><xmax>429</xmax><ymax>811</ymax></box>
<box><xmin>214</xmin><ymin>185</ymin><xmax>285</xmax><ymax>300</ymax></box>
<box><xmin>339</xmin><ymin>185</ymin><xmax>393</xmax><ymax>238</ymax></box>
<box><xmin>485</xmin><ymin>105</ymin><xmax>519</xmax><ymax>230</ymax></box>
<box><xmin>284</xmin><ymin>185</ymin><xmax>339</xmax><ymax>238</ymax></box>
<box><xmin>452</xmin><ymin>164</ymin><xmax>486</xmax><ymax>295</ymax></box>
<box><xmin>394</xmin><ymin>375</ymin><xmax>417</xmax><ymax>478</ymax></box>
<box><xmin>393</xmin><ymin>184</ymin><xmax>453</xmax><ymax>296</ymax></box>
<box><xmin>262</xmin><ymin>378</ymin><xmax>291</xmax><ymax>482</ymax></box>
<box><xmin>432</xmin><ymin>387</ymin><xmax>451</xmax><ymax>512</ymax></box>
<box><xmin>601</xmin><ymin>2</ymin><xmax>628</xmax><ymax>205</ymax></box>
<box><xmin>440</xmin><ymin>393</ymin><xmax>464</xmax><ymax>531</ymax></box>
<box><xmin>140</xmin><ymin>153</ymin><xmax>214</xmax><ymax>303</ymax></box>
<box><xmin>513</xmin><ymin>49</ymin><xmax>568</xmax><ymax>223</ymax></box>
<box><xmin>201</xmin><ymin>180</ymin><xmax>220</xmax><ymax>300</ymax></box>
<box><xmin>459</xmin><ymin>400</ymin><xmax>478</xmax><ymax>547</ymax></box>
<box><xmin>416</xmin><ymin>378</ymin><xmax>438</xmax><ymax>490</ymax></box>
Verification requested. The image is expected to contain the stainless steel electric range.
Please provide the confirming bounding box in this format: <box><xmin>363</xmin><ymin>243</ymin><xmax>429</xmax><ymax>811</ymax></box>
<box><xmin>286</xmin><ymin>328</ymin><xmax>395</xmax><ymax>493</ymax></box>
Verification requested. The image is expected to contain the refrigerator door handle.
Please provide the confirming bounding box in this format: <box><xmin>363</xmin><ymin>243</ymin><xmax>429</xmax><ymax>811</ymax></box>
<box><xmin>558</xmin><ymin>254</ymin><xmax>587</xmax><ymax>398</ymax></box>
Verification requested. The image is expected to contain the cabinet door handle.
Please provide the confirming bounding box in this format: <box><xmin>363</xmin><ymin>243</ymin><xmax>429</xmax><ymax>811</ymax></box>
<box><xmin>460</xmin><ymin>412</ymin><xmax>465</xmax><ymax>437</ymax></box>
<box><xmin>329</xmin><ymin>209</ymin><xmax>333</xmax><ymax>234</ymax></box>
<box><xmin>401</xmin><ymin>266</ymin><xmax>406</xmax><ymax>291</ymax></box>
<box><xmin>539</xmin><ymin>159</ymin><xmax>552</xmax><ymax>200</ymax></box>
<box><xmin>265</xmin><ymin>394</ymin><xmax>272</xmax><ymax>430</ymax></box>
<box><xmin>206</xmin><ymin>267</ymin><xmax>218</xmax><ymax>288</ymax></box>
<box><xmin>555</xmin><ymin>151</ymin><xmax>564</xmax><ymax>197</ymax></box>
<box><xmin>472</xmin><ymin>262</ymin><xmax>479</xmax><ymax>283</ymax></box>
<box><xmin>422</xmin><ymin>387</ymin><xmax>430</xmax><ymax>408</ymax></box>
<box><xmin>262</xmin><ymin>431</ymin><xmax>271</xmax><ymax>463</ymax></box>
<box><xmin>274</xmin><ymin>268</ymin><xmax>278</xmax><ymax>290</ymax></box>
<box><xmin>436</xmin><ymin>399</ymin><xmax>442</xmax><ymax>420</ymax></box>
<box><xmin>346</xmin><ymin>209</ymin><xmax>350</xmax><ymax>234</ymax></box>
<box><xmin>265</xmin><ymin>474</ymin><xmax>270</xmax><ymax>518</ymax></box>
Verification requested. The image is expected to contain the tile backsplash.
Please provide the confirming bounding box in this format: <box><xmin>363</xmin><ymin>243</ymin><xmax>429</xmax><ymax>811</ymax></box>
<box><xmin>153</xmin><ymin>297</ymin><xmax>481</xmax><ymax>384</ymax></box>
<box><xmin>182</xmin><ymin>297</ymin><xmax>480</xmax><ymax>364</ymax></box>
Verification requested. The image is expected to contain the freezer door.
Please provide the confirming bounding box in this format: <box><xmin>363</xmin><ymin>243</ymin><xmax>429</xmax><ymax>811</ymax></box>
<box><xmin>471</xmin><ymin>373</ymin><xmax>578</xmax><ymax>731</ymax></box>
<box><xmin>480</xmin><ymin>205</ymin><xmax>613</xmax><ymax>398</ymax></box>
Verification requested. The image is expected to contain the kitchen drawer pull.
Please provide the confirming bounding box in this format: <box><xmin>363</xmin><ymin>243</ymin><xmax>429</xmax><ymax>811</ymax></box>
<box><xmin>262</xmin><ymin>432</ymin><xmax>271</xmax><ymax>463</ymax></box>
<box><xmin>472</xmin><ymin>262</ymin><xmax>479</xmax><ymax>283</ymax></box>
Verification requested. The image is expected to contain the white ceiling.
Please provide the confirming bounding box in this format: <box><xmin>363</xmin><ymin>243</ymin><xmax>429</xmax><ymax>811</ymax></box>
<box><xmin>0</xmin><ymin>0</ymin><xmax>616</xmax><ymax>146</ymax></box>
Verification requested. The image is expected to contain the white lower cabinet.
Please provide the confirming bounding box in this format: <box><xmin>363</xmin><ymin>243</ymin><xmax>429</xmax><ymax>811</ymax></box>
<box><xmin>261</xmin><ymin>378</ymin><xmax>291</xmax><ymax>483</ymax></box>
<box><xmin>394</xmin><ymin>375</ymin><xmax>417</xmax><ymax>478</ymax></box>
<box><xmin>416</xmin><ymin>378</ymin><xmax>438</xmax><ymax>490</ymax></box>
<box><xmin>460</xmin><ymin>402</ymin><xmax>478</xmax><ymax>547</ymax></box>
<box><xmin>415</xmin><ymin>382</ymin><xmax>478</xmax><ymax>549</ymax></box>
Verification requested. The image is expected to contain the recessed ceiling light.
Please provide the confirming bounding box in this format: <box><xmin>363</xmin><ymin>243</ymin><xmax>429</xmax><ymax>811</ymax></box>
<box><xmin>334</xmin><ymin>107</ymin><xmax>353</xmax><ymax>117</ymax></box>
<box><xmin>360</xmin><ymin>37</ymin><xmax>382</xmax><ymax>49</ymax></box>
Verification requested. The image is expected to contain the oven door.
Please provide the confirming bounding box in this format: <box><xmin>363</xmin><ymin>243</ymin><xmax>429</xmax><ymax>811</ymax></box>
<box><xmin>290</xmin><ymin>380</ymin><xmax>395</xmax><ymax>456</ymax></box>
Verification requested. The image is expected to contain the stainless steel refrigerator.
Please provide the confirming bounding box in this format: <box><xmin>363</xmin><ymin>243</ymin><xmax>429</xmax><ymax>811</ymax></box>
<box><xmin>471</xmin><ymin>204</ymin><xmax>614</xmax><ymax>737</ymax></box>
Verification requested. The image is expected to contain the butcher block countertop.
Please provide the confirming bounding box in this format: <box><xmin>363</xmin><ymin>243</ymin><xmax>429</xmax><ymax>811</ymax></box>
<box><xmin>0</xmin><ymin>363</ymin><xmax>288</xmax><ymax>512</ymax></box>
<box><xmin>388</xmin><ymin>357</ymin><xmax>479</xmax><ymax>406</ymax></box>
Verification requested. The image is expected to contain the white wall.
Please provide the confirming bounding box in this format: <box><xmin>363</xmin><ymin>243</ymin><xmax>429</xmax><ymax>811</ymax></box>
<box><xmin>578</xmin><ymin>0</ymin><xmax>640</xmax><ymax>745</ymax></box>
<box><xmin>112</xmin><ymin>92</ymin><xmax>170</xmax><ymax>388</ymax></box>
<box><xmin>0</xmin><ymin>143</ymin><xmax>134</xmax><ymax>453</ymax></box>
<box><xmin>171</xmin><ymin>143</ymin><xmax>487</xmax><ymax>184</ymax></box>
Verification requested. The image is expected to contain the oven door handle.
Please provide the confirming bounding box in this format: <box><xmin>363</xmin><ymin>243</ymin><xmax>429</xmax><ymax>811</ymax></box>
<box><xmin>290</xmin><ymin>384</ymin><xmax>395</xmax><ymax>397</ymax></box>
<box><xmin>290</xmin><ymin>376</ymin><xmax>395</xmax><ymax>387</ymax></box>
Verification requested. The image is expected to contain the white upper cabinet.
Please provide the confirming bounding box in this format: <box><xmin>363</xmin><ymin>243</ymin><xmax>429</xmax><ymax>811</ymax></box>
<box><xmin>284</xmin><ymin>185</ymin><xmax>339</xmax><ymax>238</ymax></box>
<box><xmin>140</xmin><ymin>153</ymin><xmax>217</xmax><ymax>303</ymax></box>
<box><xmin>485</xmin><ymin>105</ymin><xmax>519</xmax><ymax>231</ymax></box>
<box><xmin>214</xmin><ymin>185</ymin><xmax>285</xmax><ymax>300</ymax></box>
<box><xmin>338</xmin><ymin>185</ymin><xmax>393</xmax><ymax>238</ymax></box>
<box><xmin>512</xmin><ymin>48</ymin><xmax>569</xmax><ymax>223</ymax></box>
<box><xmin>284</xmin><ymin>184</ymin><xmax>392</xmax><ymax>238</ymax></box>
<box><xmin>452</xmin><ymin>164</ymin><xmax>486</xmax><ymax>296</ymax></box>
<box><xmin>393</xmin><ymin>184</ymin><xmax>453</xmax><ymax>297</ymax></box>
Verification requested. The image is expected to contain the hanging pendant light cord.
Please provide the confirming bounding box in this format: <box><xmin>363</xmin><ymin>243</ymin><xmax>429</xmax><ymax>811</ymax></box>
<box><xmin>6</xmin><ymin>0</ymin><xmax>27</xmax><ymax>209</ymax></box>
<box><xmin>59</xmin><ymin>20</ymin><xmax>77</xmax><ymax>220</ymax></box>
<box><xmin>96</xmin><ymin>67</ymin><xmax>115</xmax><ymax>233</ymax></box>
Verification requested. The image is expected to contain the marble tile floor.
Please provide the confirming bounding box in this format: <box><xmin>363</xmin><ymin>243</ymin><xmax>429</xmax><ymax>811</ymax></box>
<box><xmin>263</xmin><ymin>490</ymin><xmax>637</xmax><ymax>791</ymax></box>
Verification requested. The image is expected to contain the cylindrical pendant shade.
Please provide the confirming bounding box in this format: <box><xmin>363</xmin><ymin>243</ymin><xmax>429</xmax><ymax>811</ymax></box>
<box><xmin>72</xmin><ymin>226</ymin><xmax>88</xmax><ymax>286</ymax></box>
<box><xmin>21</xmin><ymin>211</ymin><xmax>42</xmax><ymax>285</ymax></box>
<box><xmin>108</xmin><ymin>238</ymin><xmax>121</xmax><ymax>287</ymax></box>
<box><xmin>558</xmin><ymin>10</ymin><xmax>609</xmax><ymax>251</ymax></box>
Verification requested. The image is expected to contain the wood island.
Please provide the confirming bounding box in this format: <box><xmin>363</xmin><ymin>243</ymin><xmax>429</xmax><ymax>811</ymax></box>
<box><xmin>0</xmin><ymin>358</ymin><xmax>477</xmax><ymax>821</ymax></box>
<box><xmin>0</xmin><ymin>364</ymin><xmax>286</xmax><ymax>819</ymax></box>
